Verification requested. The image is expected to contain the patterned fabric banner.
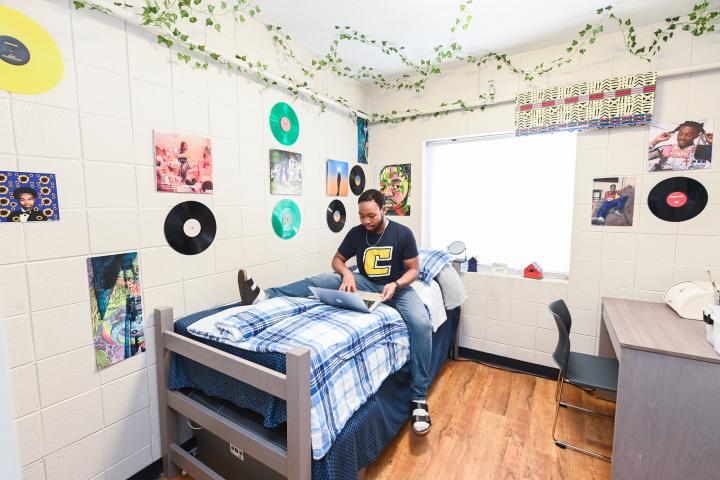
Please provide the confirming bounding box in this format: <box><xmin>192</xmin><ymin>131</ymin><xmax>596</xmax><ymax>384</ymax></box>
<box><xmin>515</xmin><ymin>72</ymin><xmax>656</xmax><ymax>136</ymax></box>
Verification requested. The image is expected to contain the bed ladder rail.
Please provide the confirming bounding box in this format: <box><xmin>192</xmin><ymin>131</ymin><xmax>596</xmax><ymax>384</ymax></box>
<box><xmin>155</xmin><ymin>306</ymin><xmax>312</xmax><ymax>480</ymax></box>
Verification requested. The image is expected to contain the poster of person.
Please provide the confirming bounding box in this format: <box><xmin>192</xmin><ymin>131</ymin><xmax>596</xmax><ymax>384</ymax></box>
<box><xmin>154</xmin><ymin>130</ymin><xmax>213</xmax><ymax>193</ymax></box>
<box><xmin>591</xmin><ymin>176</ymin><xmax>636</xmax><ymax>226</ymax></box>
<box><xmin>269</xmin><ymin>149</ymin><xmax>302</xmax><ymax>195</ymax></box>
<box><xmin>326</xmin><ymin>159</ymin><xmax>349</xmax><ymax>196</ymax></box>
<box><xmin>379</xmin><ymin>164</ymin><xmax>411</xmax><ymax>216</ymax></box>
<box><xmin>357</xmin><ymin>117</ymin><xmax>369</xmax><ymax>164</ymax></box>
<box><xmin>87</xmin><ymin>252</ymin><xmax>144</xmax><ymax>369</ymax></box>
<box><xmin>648</xmin><ymin>120</ymin><xmax>713</xmax><ymax>172</ymax></box>
<box><xmin>0</xmin><ymin>171</ymin><xmax>59</xmax><ymax>223</ymax></box>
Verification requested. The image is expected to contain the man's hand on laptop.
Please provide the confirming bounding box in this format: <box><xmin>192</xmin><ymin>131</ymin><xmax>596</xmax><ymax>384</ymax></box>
<box><xmin>339</xmin><ymin>272</ymin><xmax>357</xmax><ymax>292</ymax></box>
<box><xmin>380</xmin><ymin>282</ymin><xmax>397</xmax><ymax>302</ymax></box>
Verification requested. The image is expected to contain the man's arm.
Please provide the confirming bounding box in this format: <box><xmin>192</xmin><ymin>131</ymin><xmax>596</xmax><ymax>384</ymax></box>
<box><xmin>332</xmin><ymin>251</ymin><xmax>357</xmax><ymax>292</ymax></box>
<box><xmin>380</xmin><ymin>256</ymin><xmax>419</xmax><ymax>301</ymax></box>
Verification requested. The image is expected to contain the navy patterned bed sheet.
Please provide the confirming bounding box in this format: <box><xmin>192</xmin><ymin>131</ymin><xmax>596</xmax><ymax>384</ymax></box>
<box><xmin>167</xmin><ymin>302</ymin><xmax>460</xmax><ymax>480</ymax></box>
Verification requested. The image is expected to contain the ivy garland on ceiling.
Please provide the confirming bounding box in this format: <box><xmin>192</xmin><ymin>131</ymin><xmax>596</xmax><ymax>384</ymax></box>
<box><xmin>73</xmin><ymin>0</ymin><xmax>719</xmax><ymax>123</ymax></box>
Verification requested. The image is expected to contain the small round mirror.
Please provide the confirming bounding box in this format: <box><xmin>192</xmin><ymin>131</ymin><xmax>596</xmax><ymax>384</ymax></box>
<box><xmin>447</xmin><ymin>240</ymin><xmax>465</xmax><ymax>255</ymax></box>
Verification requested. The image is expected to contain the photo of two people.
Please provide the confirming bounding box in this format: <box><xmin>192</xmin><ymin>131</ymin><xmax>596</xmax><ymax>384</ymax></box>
<box><xmin>154</xmin><ymin>131</ymin><xmax>213</xmax><ymax>194</ymax></box>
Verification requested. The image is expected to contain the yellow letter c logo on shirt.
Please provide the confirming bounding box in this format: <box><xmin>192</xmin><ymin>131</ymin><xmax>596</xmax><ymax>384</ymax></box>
<box><xmin>363</xmin><ymin>247</ymin><xmax>393</xmax><ymax>277</ymax></box>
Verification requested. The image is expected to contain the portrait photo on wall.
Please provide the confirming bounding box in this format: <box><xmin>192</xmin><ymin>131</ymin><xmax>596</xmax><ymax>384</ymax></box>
<box><xmin>87</xmin><ymin>252</ymin><xmax>144</xmax><ymax>369</ymax></box>
<box><xmin>591</xmin><ymin>176</ymin><xmax>636</xmax><ymax>226</ymax></box>
<box><xmin>357</xmin><ymin>117</ymin><xmax>369</xmax><ymax>164</ymax></box>
<box><xmin>269</xmin><ymin>149</ymin><xmax>302</xmax><ymax>195</ymax></box>
<box><xmin>0</xmin><ymin>170</ymin><xmax>59</xmax><ymax>223</ymax></box>
<box><xmin>326</xmin><ymin>159</ymin><xmax>349</xmax><ymax>196</ymax></box>
<box><xmin>379</xmin><ymin>164</ymin><xmax>411</xmax><ymax>216</ymax></box>
<box><xmin>154</xmin><ymin>130</ymin><xmax>213</xmax><ymax>194</ymax></box>
<box><xmin>648</xmin><ymin>119</ymin><xmax>713</xmax><ymax>172</ymax></box>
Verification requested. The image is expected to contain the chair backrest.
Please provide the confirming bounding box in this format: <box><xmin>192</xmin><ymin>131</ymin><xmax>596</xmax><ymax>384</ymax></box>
<box><xmin>548</xmin><ymin>299</ymin><xmax>572</xmax><ymax>375</ymax></box>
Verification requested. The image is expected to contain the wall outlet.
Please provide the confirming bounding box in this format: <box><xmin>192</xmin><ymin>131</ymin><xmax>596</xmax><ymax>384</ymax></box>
<box><xmin>229</xmin><ymin>444</ymin><xmax>244</xmax><ymax>461</ymax></box>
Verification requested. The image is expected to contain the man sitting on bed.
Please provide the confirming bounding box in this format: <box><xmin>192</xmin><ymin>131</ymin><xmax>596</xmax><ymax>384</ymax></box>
<box><xmin>237</xmin><ymin>189</ymin><xmax>433</xmax><ymax>436</ymax></box>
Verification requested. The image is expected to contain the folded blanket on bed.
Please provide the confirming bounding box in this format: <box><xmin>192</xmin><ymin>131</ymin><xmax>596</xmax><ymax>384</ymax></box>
<box><xmin>186</xmin><ymin>297</ymin><xmax>410</xmax><ymax>460</ymax></box>
<box><xmin>207</xmin><ymin>297</ymin><xmax>321</xmax><ymax>342</ymax></box>
<box><xmin>410</xmin><ymin>280</ymin><xmax>447</xmax><ymax>332</ymax></box>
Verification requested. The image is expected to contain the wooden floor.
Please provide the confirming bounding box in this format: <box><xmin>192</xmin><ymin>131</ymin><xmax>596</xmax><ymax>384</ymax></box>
<box><xmin>168</xmin><ymin>359</ymin><xmax>614</xmax><ymax>480</ymax></box>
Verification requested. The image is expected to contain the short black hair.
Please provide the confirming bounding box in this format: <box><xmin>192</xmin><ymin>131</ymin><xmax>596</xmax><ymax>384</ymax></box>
<box><xmin>358</xmin><ymin>189</ymin><xmax>384</xmax><ymax>209</ymax></box>
<box><xmin>13</xmin><ymin>187</ymin><xmax>37</xmax><ymax>199</ymax></box>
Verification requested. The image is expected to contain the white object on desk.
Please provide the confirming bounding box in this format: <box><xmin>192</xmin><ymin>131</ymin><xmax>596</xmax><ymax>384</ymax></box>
<box><xmin>491</xmin><ymin>262</ymin><xmax>508</xmax><ymax>275</ymax></box>
<box><xmin>704</xmin><ymin>305</ymin><xmax>720</xmax><ymax>356</ymax></box>
<box><xmin>663</xmin><ymin>281</ymin><xmax>716</xmax><ymax>320</ymax></box>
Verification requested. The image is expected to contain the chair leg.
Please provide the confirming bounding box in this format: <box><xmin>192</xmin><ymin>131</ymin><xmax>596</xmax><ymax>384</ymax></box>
<box><xmin>560</xmin><ymin>400</ymin><xmax>614</xmax><ymax>418</ymax></box>
<box><xmin>555</xmin><ymin>369</ymin><xmax>564</xmax><ymax>402</ymax></box>
<box><xmin>552</xmin><ymin>377</ymin><xmax>612</xmax><ymax>462</ymax></box>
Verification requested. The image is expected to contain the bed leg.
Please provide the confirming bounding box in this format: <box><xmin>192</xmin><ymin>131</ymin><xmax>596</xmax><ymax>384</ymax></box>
<box><xmin>286</xmin><ymin>347</ymin><xmax>312</xmax><ymax>480</ymax></box>
<box><xmin>155</xmin><ymin>306</ymin><xmax>182</xmax><ymax>479</ymax></box>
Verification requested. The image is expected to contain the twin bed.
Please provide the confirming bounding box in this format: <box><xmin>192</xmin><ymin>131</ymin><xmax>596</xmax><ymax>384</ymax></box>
<box><xmin>153</xmin><ymin>252</ymin><xmax>464</xmax><ymax>480</ymax></box>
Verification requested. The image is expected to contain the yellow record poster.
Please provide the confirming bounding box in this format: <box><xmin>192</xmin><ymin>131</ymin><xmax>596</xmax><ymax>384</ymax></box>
<box><xmin>0</xmin><ymin>6</ymin><xmax>63</xmax><ymax>95</ymax></box>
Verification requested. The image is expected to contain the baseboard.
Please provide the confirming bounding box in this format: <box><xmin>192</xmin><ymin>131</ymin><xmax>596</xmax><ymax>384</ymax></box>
<box><xmin>128</xmin><ymin>439</ymin><xmax>197</xmax><ymax>480</ymax></box>
<box><xmin>127</xmin><ymin>459</ymin><xmax>162</xmax><ymax>480</ymax></box>
<box><xmin>457</xmin><ymin>347</ymin><xmax>559</xmax><ymax>380</ymax></box>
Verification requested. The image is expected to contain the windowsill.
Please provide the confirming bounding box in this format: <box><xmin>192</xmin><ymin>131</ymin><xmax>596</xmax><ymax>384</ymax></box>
<box><xmin>459</xmin><ymin>266</ymin><xmax>569</xmax><ymax>283</ymax></box>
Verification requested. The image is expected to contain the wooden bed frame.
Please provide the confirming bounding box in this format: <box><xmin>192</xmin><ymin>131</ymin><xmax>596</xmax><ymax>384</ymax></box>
<box><xmin>153</xmin><ymin>306</ymin><xmax>313</xmax><ymax>480</ymax></box>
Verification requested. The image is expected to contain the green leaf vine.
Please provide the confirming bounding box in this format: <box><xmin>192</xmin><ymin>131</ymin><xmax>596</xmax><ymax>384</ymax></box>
<box><xmin>71</xmin><ymin>0</ymin><xmax>720</xmax><ymax>124</ymax></box>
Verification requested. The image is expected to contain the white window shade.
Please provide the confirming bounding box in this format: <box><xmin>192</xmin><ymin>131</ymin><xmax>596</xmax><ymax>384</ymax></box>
<box><xmin>423</xmin><ymin>131</ymin><xmax>577</xmax><ymax>275</ymax></box>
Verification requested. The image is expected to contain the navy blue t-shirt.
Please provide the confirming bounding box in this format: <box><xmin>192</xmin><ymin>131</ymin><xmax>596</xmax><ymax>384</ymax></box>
<box><xmin>338</xmin><ymin>220</ymin><xmax>419</xmax><ymax>285</ymax></box>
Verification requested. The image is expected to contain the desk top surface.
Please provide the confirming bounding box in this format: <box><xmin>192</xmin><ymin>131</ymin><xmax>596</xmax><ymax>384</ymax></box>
<box><xmin>602</xmin><ymin>297</ymin><xmax>720</xmax><ymax>364</ymax></box>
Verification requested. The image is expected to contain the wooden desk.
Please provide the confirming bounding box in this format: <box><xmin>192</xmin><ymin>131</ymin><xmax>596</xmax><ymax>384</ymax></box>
<box><xmin>600</xmin><ymin>298</ymin><xmax>720</xmax><ymax>480</ymax></box>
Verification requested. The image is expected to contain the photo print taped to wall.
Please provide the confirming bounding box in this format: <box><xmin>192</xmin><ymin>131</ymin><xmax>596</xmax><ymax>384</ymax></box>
<box><xmin>0</xmin><ymin>170</ymin><xmax>59</xmax><ymax>222</ymax></box>
<box><xmin>591</xmin><ymin>176</ymin><xmax>636</xmax><ymax>227</ymax></box>
<box><xmin>648</xmin><ymin>119</ymin><xmax>713</xmax><ymax>172</ymax></box>
<box><xmin>154</xmin><ymin>130</ymin><xmax>213</xmax><ymax>194</ymax></box>
<box><xmin>87</xmin><ymin>252</ymin><xmax>144</xmax><ymax>369</ymax></box>
<box><xmin>269</xmin><ymin>149</ymin><xmax>303</xmax><ymax>195</ymax></box>
<box><xmin>379</xmin><ymin>164</ymin><xmax>411</xmax><ymax>216</ymax></box>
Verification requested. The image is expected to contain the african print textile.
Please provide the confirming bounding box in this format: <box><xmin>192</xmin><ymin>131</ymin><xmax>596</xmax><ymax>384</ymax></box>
<box><xmin>515</xmin><ymin>72</ymin><xmax>656</xmax><ymax>136</ymax></box>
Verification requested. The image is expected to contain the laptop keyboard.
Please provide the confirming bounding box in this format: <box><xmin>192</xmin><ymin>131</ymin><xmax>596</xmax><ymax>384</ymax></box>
<box><xmin>363</xmin><ymin>299</ymin><xmax>375</xmax><ymax>308</ymax></box>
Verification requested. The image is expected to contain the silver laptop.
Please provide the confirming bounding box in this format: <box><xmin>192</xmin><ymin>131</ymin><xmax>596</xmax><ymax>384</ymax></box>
<box><xmin>309</xmin><ymin>287</ymin><xmax>383</xmax><ymax>313</ymax></box>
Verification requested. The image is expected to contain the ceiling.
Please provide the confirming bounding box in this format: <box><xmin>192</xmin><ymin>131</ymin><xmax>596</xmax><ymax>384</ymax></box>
<box><xmin>254</xmin><ymin>0</ymin><xmax>698</xmax><ymax>76</ymax></box>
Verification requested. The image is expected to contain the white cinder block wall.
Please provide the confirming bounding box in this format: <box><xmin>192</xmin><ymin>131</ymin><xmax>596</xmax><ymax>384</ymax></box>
<box><xmin>0</xmin><ymin>1</ymin><xmax>368</xmax><ymax>479</ymax></box>
<box><xmin>367</xmin><ymin>22</ymin><xmax>720</xmax><ymax>368</ymax></box>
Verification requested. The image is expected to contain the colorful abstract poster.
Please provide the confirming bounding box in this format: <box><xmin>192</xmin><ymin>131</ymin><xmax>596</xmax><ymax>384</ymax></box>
<box><xmin>87</xmin><ymin>252</ymin><xmax>144</xmax><ymax>369</ymax></box>
<box><xmin>326</xmin><ymin>159</ymin><xmax>349</xmax><ymax>196</ymax></box>
<box><xmin>154</xmin><ymin>130</ymin><xmax>213</xmax><ymax>193</ymax></box>
<box><xmin>648</xmin><ymin>119</ymin><xmax>713</xmax><ymax>172</ymax></box>
<box><xmin>591</xmin><ymin>177</ymin><xmax>636</xmax><ymax>227</ymax></box>
<box><xmin>515</xmin><ymin>72</ymin><xmax>656</xmax><ymax>136</ymax></box>
<box><xmin>0</xmin><ymin>171</ymin><xmax>59</xmax><ymax>222</ymax></box>
<box><xmin>379</xmin><ymin>164</ymin><xmax>411</xmax><ymax>216</ymax></box>
<box><xmin>269</xmin><ymin>149</ymin><xmax>302</xmax><ymax>195</ymax></box>
<box><xmin>357</xmin><ymin>117</ymin><xmax>369</xmax><ymax>164</ymax></box>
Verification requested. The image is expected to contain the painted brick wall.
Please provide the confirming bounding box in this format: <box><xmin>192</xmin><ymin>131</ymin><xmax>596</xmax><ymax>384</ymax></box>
<box><xmin>367</xmin><ymin>20</ymin><xmax>720</xmax><ymax>369</ymax></box>
<box><xmin>0</xmin><ymin>1</ymin><xmax>367</xmax><ymax>479</ymax></box>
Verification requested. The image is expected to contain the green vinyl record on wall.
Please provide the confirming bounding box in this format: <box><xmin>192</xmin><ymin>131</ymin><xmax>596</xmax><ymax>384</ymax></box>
<box><xmin>271</xmin><ymin>199</ymin><xmax>301</xmax><ymax>239</ymax></box>
<box><xmin>269</xmin><ymin>102</ymin><xmax>300</xmax><ymax>146</ymax></box>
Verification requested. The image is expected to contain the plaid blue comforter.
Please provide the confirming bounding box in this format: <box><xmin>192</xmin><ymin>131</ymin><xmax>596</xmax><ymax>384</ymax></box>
<box><xmin>187</xmin><ymin>298</ymin><xmax>410</xmax><ymax>460</ymax></box>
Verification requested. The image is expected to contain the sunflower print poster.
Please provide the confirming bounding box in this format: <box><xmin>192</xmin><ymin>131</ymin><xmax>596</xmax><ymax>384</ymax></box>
<box><xmin>87</xmin><ymin>252</ymin><xmax>145</xmax><ymax>369</ymax></box>
<box><xmin>0</xmin><ymin>170</ymin><xmax>59</xmax><ymax>222</ymax></box>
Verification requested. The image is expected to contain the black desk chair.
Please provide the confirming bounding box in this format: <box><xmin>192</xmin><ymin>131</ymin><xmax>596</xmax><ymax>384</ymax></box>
<box><xmin>548</xmin><ymin>299</ymin><xmax>619</xmax><ymax>462</ymax></box>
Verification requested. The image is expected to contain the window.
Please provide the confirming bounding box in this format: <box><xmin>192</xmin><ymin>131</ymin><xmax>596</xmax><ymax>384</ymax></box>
<box><xmin>423</xmin><ymin>131</ymin><xmax>577</xmax><ymax>275</ymax></box>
